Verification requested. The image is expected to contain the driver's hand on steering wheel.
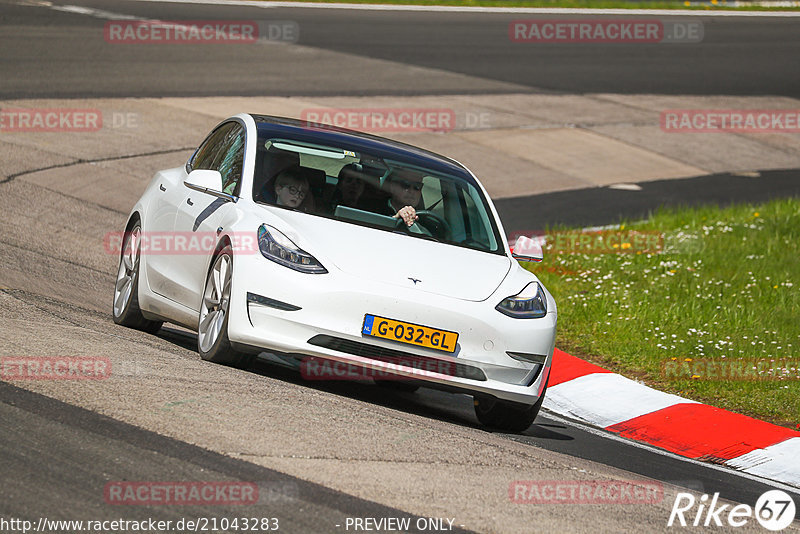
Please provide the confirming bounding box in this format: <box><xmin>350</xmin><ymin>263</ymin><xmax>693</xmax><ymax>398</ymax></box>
<box><xmin>393</xmin><ymin>206</ymin><xmax>418</xmax><ymax>227</ymax></box>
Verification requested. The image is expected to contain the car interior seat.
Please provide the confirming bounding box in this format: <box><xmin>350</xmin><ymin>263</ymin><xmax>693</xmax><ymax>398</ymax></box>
<box><xmin>345</xmin><ymin>163</ymin><xmax>390</xmax><ymax>214</ymax></box>
<box><xmin>295</xmin><ymin>166</ymin><xmax>326</xmax><ymax>212</ymax></box>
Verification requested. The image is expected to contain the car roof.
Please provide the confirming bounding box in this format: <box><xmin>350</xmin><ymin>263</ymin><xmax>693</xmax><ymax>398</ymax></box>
<box><xmin>250</xmin><ymin>114</ymin><xmax>477</xmax><ymax>184</ymax></box>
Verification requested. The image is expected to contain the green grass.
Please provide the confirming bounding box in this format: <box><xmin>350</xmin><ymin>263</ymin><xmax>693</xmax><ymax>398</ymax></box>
<box><xmin>273</xmin><ymin>0</ymin><xmax>800</xmax><ymax>12</ymax></box>
<box><xmin>524</xmin><ymin>197</ymin><xmax>800</xmax><ymax>429</ymax></box>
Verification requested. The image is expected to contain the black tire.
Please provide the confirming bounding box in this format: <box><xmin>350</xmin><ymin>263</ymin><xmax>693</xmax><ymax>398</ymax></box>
<box><xmin>474</xmin><ymin>383</ymin><xmax>548</xmax><ymax>433</ymax></box>
<box><xmin>112</xmin><ymin>222</ymin><xmax>163</xmax><ymax>334</ymax></box>
<box><xmin>197</xmin><ymin>245</ymin><xmax>244</xmax><ymax>367</ymax></box>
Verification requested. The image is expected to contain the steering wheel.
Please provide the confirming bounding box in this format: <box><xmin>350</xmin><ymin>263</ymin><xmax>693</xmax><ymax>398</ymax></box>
<box><xmin>414</xmin><ymin>210</ymin><xmax>451</xmax><ymax>240</ymax></box>
<box><xmin>393</xmin><ymin>216</ymin><xmax>433</xmax><ymax>238</ymax></box>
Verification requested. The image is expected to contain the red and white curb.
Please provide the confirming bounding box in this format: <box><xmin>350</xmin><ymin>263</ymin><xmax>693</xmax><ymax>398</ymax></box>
<box><xmin>542</xmin><ymin>349</ymin><xmax>800</xmax><ymax>488</ymax></box>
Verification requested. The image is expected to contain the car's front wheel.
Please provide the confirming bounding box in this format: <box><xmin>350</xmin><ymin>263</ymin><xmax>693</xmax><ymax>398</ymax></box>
<box><xmin>474</xmin><ymin>384</ymin><xmax>547</xmax><ymax>433</ymax></box>
<box><xmin>112</xmin><ymin>223</ymin><xmax>162</xmax><ymax>334</ymax></box>
<box><xmin>198</xmin><ymin>246</ymin><xmax>245</xmax><ymax>367</ymax></box>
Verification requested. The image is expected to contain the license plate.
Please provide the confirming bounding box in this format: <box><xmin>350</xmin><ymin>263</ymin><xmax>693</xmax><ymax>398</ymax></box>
<box><xmin>362</xmin><ymin>314</ymin><xmax>458</xmax><ymax>353</ymax></box>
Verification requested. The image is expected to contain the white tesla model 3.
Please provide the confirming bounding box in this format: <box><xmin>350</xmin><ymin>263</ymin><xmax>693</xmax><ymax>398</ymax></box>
<box><xmin>113</xmin><ymin>114</ymin><xmax>557</xmax><ymax>431</ymax></box>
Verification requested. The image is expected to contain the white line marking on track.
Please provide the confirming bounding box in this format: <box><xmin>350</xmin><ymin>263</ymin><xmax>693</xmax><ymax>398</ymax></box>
<box><xmin>51</xmin><ymin>4</ymin><xmax>139</xmax><ymax>19</ymax></box>
<box><xmin>545</xmin><ymin>372</ymin><xmax>696</xmax><ymax>428</ymax></box>
<box><xmin>608</xmin><ymin>182</ymin><xmax>644</xmax><ymax>191</ymax></box>
<box><xmin>13</xmin><ymin>1</ymin><xmax>151</xmax><ymax>21</ymax></box>
<box><xmin>124</xmin><ymin>0</ymin><xmax>800</xmax><ymax>17</ymax></box>
<box><xmin>727</xmin><ymin>437</ymin><xmax>800</xmax><ymax>486</ymax></box>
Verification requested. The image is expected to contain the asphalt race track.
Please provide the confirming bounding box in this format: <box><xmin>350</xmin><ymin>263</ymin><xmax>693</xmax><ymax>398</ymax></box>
<box><xmin>1</xmin><ymin>1</ymin><xmax>800</xmax><ymax>532</ymax></box>
<box><xmin>1</xmin><ymin>0</ymin><xmax>799</xmax><ymax>98</ymax></box>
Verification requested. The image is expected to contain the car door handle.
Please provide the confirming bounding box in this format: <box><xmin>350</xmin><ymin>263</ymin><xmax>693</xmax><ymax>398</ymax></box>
<box><xmin>159</xmin><ymin>184</ymin><xmax>166</xmax><ymax>192</ymax></box>
<box><xmin>187</xmin><ymin>198</ymin><xmax>194</xmax><ymax>206</ymax></box>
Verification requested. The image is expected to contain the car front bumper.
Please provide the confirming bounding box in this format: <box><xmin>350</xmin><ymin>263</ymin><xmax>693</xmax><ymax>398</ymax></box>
<box><xmin>227</xmin><ymin>256</ymin><xmax>556</xmax><ymax>406</ymax></box>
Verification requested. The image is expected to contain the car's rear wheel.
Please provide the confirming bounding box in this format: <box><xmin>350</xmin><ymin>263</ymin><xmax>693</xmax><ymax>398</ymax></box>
<box><xmin>112</xmin><ymin>223</ymin><xmax>162</xmax><ymax>334</ymax></box>
<box><xmin>198</xmin><ymin>246</ymin><xmax>244</xmax><ymax>367</ymax></box>
<box><xmin>474</xmin><ymin>384</ymin><xmax>547</xmax><ymax>433</ymax></box>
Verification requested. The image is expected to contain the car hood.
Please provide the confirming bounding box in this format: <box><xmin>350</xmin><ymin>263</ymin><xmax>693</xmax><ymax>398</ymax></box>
<box><xmin>266</xmin><ymin>209</ymin><xmax>512</xmax><ymax>302</ymax></box>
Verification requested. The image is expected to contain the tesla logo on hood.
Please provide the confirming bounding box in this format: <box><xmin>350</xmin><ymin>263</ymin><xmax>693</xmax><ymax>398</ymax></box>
<box><xmin>408</xmin><ymin>277</ymin><xmax>421</xmax><ymax>285</ymax></box>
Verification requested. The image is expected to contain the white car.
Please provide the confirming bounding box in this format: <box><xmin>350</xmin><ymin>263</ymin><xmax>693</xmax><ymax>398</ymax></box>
<box><xmin>113</xmin><ymin>113</ymin><xmax>557</xmax><ymax>431</ymax></box>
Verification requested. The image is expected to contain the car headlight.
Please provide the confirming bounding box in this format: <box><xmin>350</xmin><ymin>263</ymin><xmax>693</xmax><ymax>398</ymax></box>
<box><xmin>496</xmin><ymin>282</ymin><xmax>547</xmax><ymax>318</ymax></box>
<box><xmin>258</xmin><ymin>224</ymin><xmax>327</xmax><ymax>274</ymax></box>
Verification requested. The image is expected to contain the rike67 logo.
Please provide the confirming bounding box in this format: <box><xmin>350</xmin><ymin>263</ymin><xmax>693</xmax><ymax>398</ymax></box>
<box><xmin>668</xmin><ymin>490</ymin><xmax>796</xmax><ymax>531</ymax></box>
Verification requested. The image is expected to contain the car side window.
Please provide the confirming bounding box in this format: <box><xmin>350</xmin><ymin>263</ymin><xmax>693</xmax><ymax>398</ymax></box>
<box><xmin>214</xmin><ymin>126</ymin><xmax>245</xmax><ymax>195</ymax></box>
<box><xmin>190</xmin><ymin>122</ymin><xmax>236</xmax><ymax>171</ymax></box>
<box><xmin>189</xmin><ymin>122</ymin><xmax>245</xmax><ymax>196</ymax></box>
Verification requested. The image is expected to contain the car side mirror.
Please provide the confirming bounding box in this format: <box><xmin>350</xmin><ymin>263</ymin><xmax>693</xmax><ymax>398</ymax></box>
<box><xmin>185</xmin><ymin>169</ymin><xmax>223</xmax><ymax>192</ymax></box>
<box><xmin>184</xmin><ymin>170</ymin><xmax>236</xmax><ymax>202</ymax></box>
<box><xmin>511</xmin><ymin>235</ymin><xmax>543</xmax><ymax>263</ymax></box>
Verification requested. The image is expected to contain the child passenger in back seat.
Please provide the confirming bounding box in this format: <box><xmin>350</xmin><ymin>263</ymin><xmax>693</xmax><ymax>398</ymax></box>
<box><xmin>273</xmin><ymin>168</ymin><xmax>311</xmax><ymax>210</ymax></box>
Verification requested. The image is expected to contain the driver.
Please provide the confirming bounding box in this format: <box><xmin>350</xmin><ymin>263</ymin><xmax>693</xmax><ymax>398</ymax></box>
<box><xmin>382</xmin><ymin>168</ymin><xmax>424</xmax><ymax>227</ymax></box>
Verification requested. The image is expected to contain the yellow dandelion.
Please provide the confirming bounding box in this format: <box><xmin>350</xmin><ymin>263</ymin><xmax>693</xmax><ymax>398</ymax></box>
<box><xmin>753</xmin><ymin>212</ymin><xmax>760</xmax><ymax>217</ymax></box>
<box><xmin>621</xmin><ymin>243</ymin><xmax>632</xmax><ymax>249</ymax></box>
<box><xmin>620</xmin><ymin>224</ymin><xmax>625</xmax><ymax>230</ymax></box>
<box><xmin>670</xmin><ymin>269</ymin><xmax>677</xmax><ymax>273</ymax></box>
<box><xmin>774</xmin><ymin>285</ymin><xmax>778</xmax><ymax>289</ymax></box>
<box><xmin>612</xmin><ymin>243</ymin><xmax>620</xmax><ymax>249</ymax></box>
<box><xmin>692</xmin><ymin>375</ymin><xmax>701</xmax><ymax>379</ymax></box>
<box><xmin>685</xmin><ymin>358</ymin><xmax>693</xmax><ymax>362</ymax></box>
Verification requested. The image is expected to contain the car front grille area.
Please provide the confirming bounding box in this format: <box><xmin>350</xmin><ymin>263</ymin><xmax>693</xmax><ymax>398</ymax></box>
<box><xmin>307</xmin><ymin>335</ymin><xmax>487</xmax><ymax>382</ymax></box>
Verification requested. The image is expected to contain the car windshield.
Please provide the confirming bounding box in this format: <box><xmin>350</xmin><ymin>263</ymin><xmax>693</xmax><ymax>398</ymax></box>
<box><xmin>253</xmin><ymin>136</ymin><xmax>503</xmax><ymax>254</ymax></box>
